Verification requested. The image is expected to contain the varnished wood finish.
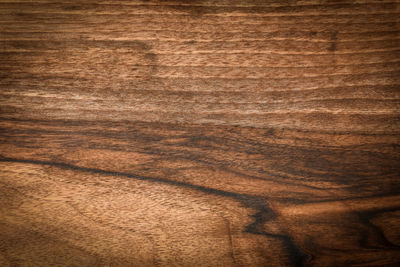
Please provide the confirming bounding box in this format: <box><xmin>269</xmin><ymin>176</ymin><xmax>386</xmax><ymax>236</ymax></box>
<box><xmin>1</xmin><ymin>1</ymin><xmax>400</xmax><ymax>266</ymax></box>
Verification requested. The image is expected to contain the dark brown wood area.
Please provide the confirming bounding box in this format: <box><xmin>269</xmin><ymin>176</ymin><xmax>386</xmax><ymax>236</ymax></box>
<box><xmin>1</xmin><ymin>0</ymin><xmax>400</xmax><ymax>266</ymax></box>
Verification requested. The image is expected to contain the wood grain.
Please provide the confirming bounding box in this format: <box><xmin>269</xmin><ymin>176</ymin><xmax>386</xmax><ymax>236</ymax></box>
<box><xmin>1</xmin><ymin>0</ymin><xmax>400</xmax><ymax>266</ymax></box>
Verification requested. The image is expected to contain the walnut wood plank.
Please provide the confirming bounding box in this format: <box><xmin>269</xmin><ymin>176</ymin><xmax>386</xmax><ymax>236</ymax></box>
<box><xmin>1</xmin><ymin>0</ymin><xmax>400</xmax><ymax>266</ymax></box>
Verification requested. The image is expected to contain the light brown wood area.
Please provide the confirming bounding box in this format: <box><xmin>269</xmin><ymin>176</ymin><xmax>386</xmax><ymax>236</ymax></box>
<box><xmin>1</xmin><ymin>0</ymin><xmax>400</xmax><ymax>266</ymax></box>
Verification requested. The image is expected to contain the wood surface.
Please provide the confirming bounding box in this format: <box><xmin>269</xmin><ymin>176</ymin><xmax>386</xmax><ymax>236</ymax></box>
<box><xmin>1</xmin><ymin>0</ymin><xmax>400</xmax><ymax>266</ymax></box>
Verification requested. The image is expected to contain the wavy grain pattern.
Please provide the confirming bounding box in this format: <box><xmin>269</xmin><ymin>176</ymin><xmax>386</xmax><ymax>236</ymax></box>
<box><xmin>1</xmin><ymin>0</ymin><xmax>400</xmax><ymax>266</ymax></box>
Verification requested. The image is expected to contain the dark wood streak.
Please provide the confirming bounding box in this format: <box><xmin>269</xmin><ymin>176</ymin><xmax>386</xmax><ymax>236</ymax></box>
<box><xmin>1</xmin><ymin>117</ymin><xmax>399</xmax><ymax>265</ymax></box>
<box><xmin>0</xmin><ymin>155</ymin><xmax>309</xmax><ymax>266</ymax></box>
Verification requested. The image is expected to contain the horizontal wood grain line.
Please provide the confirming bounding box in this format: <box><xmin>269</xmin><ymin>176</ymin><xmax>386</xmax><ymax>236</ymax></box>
<box><xmin>2</xmin><ymin>12</ymin><xmax>398</xmax><ymax>21</ymax></box>
<box><xmin>146</xmin><ymin>49</ymin><xmax>400</xmax><ymax>55</ymax></box>
<box><xmin>3</xmin><ymin>97</ymin><xmax>399</xmax><ymax>110</ymax></box>
<box><xmin>3</xmin><ymin>85</ymin><xmax>398</xmax><ymax>98</ymax></box>
<box><xmin>3</xmin><ymin>58</ymin><xmax>399</xmax><ymax>69</ymax></box>
<box><xmin>2</xmin><ymin>29</ymin><xmax>398</xmax><ymax>36</ymax></box>
<box><xmin>2</xmin><ymin>37</ymin><xmax>400</xmax><ymax>43</ymax></box>
<box><xmin>1</xmin><ymin>24</ymin><xmax>397</xmax><ymax>33</ymax></box>
<box><xmin>4</xmin><ymin>94</ymin><xmax>398</xmax><ymax>104</ymax></box>
<box><xmin>3</xmin><ymin>50</ymin><xmax>400</xmax><ymax>57</ymax></box>
<box><xmin>2</xmin><ymin>17</ymin><xmax>399</xmax><ymax>25</ymax></box>
<box><xmin>4</xmin><ymin>0</ymin><xmax>396</xmax><ymax>7</ymax></box>
<box><xmin>149</xmin><ymin>70</ymin><xmax>400</xmax><ymax>79</ymax></box>
<box><xmin>5</xmin><ymin>105</ymin><xmax>398</xmax><ymax>115</ymax></box>
<box><xmin>1</xmin><ymin>44</ymin><xmax>398</xmax><ymax>55</ymax></box>
<box><xmin>2</xmin><ymin>0</ymin><xmax>396</xmax><ymax>6</ymax></box>
<box><xmin>2</xmin><ymin>107</ymin><xmax>399</xmax><ymax>131</ymax></box>
<box><xmin>2</xmin><ymin>37</ymin><xmax>398</xmax><ymax>44</ymax></box>
<box><xmin>2</xmin><ymin>76</ymin><xmax>398</xmax><ymax>87</ymax></box>
<box><xmin>1</xmin><ymin>29</ymin><xmax>398</xmax><ymax>35</ymax></box>
<box><xmin>277</xmin><ymin>194</ymin><xmax>400</xmax><ymax>216</ymax></box>
<box><xmin>0</xmin><ymin>8</ymin><xmax>397</xmax><ymax>17</ymax></box>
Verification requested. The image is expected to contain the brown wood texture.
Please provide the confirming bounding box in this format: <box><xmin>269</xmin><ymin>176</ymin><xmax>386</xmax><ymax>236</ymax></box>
<box><xmin>1</xmin><ymin>0</ymin><xmax>400</xmax><ymax>266</ymax></box>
